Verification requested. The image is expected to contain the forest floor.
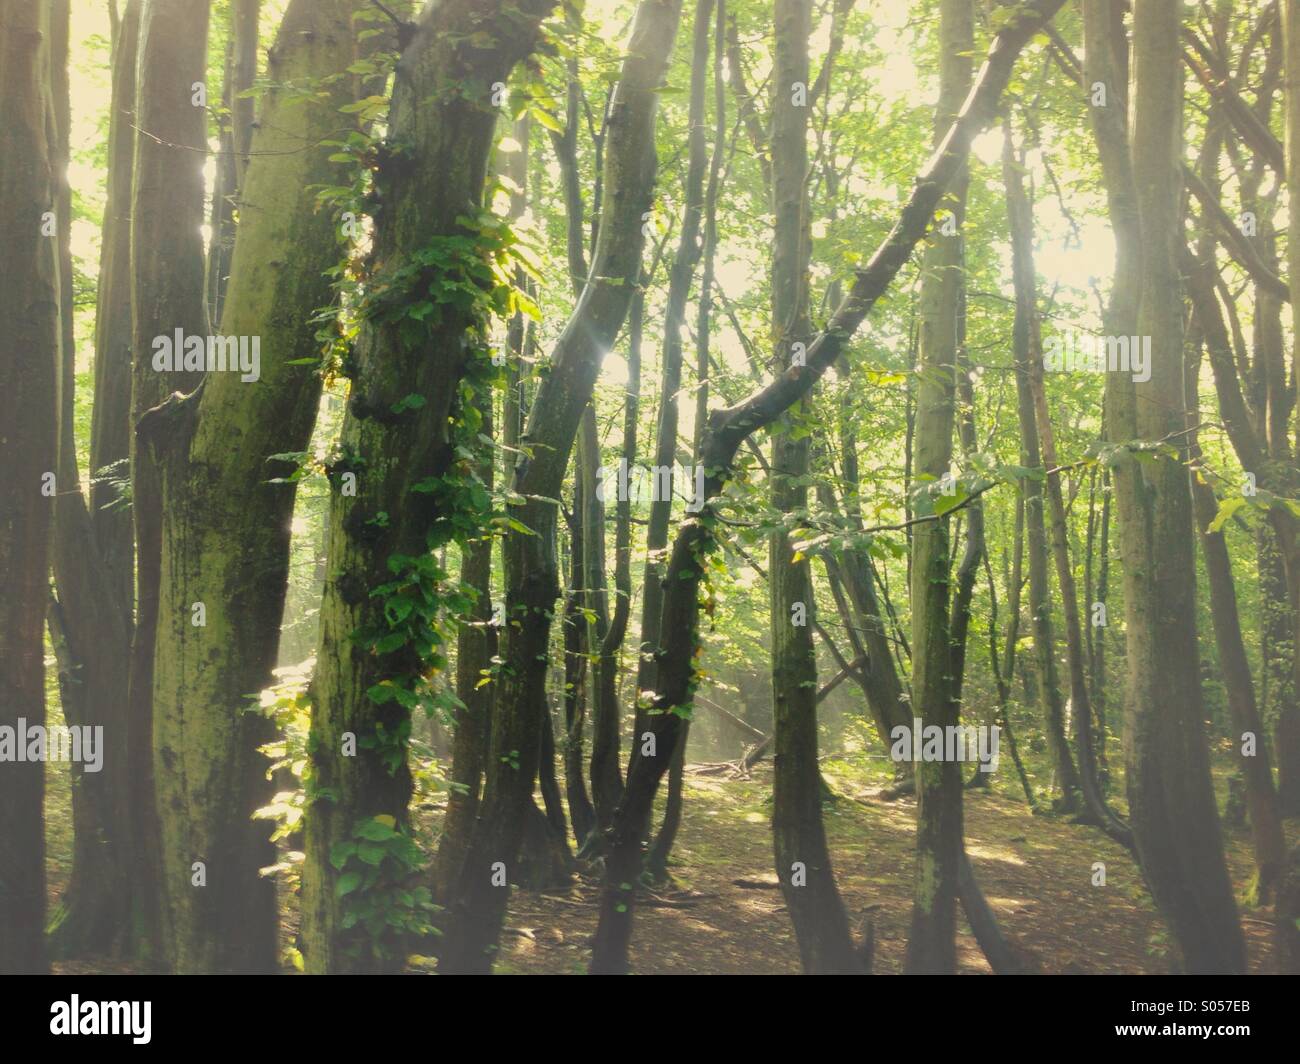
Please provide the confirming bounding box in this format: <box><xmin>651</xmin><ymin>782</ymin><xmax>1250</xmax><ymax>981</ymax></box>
<box><xmin>478</xmin><ymin>761</ymin><xmax>1290</xmax><ymax>975</ymax></box>
<box><xmin>44</xmin><ymin>739</ymin><xmax>1291</xmax><ymax>974</ymax></box>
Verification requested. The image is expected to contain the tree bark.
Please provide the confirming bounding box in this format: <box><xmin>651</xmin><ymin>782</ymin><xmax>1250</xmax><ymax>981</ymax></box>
<box><xmin>902</xmin><ymin>0</ymin><xmax>971</xmax><ymax>976</ymax></box>
<box><xmin>128</xmin><ymin>0</ymin><xmax>216</xmax><ymax>968</ymax></box>
<box><xmin>1279</xmin><ymin>0</ymin><xmax>1300</xmax><ymax>816</ymax></box>
<box><xmin>766</xmin><ymin>0</ymin><xmax>863</xmax><ymax>974</ymax></box>
<box><xmin>438</xmin><ymin>0</ymin><xmax>684</xmax><ymax>975</ymax></box>
<box><xmin>90</xmin><ymin>0</ymin><xmax>140</xmax><ymax>620</ymax></box>
<box><xmin>145</xmin><ymin>0</ymin><xmax>369</xmax><ymax>973</ymax></box>
<box><xmin>301</xmin><ymin>0</ymin><xmax>558</xmax><ymax>974</ymax></box>
<box><xmin>0</xmin><ymin>0</ymin><xmax>59</xmax><ymax>975</ymax></box>
<box><xmin>1110</xmin><ymin>0</ymin><xmax>1245</xmax><ymax>972</ymax></box>
<box><xmin>432</xmin><ymin>114</ymin><xmax>531</xmax><ymax>902</ymax></box>
<box><xmin>643</xmin><ymin>0</ymin><xmax>715</xmax><ymax>880</ymax></box>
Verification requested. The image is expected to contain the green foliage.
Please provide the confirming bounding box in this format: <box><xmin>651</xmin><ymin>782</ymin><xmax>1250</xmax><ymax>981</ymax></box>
<box><xmin>329</xmin><ymin>815</ymin><xmax>438</xmax><ymax>963</ymax></box>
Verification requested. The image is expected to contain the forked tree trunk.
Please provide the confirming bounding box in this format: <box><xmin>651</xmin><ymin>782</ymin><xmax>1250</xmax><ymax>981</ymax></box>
<box><xmin>302</xmin><ymin>0</ymin><xmax>558</xmax><ymax>974</ymax></box>
<box><xmin>145</xmin><ymin>0</ymin><xmax>368</xmax><ymax>973</ymax></box>
<box><xmin>1105</xmin><ymin>0</ymin><xmax>1245</xmax><ymax>972</ymax></box>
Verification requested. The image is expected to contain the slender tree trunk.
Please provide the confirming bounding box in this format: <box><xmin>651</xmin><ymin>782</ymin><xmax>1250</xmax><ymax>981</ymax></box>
<box><xmin>432</xmin><ymin>115</ymin><xmax>530</xmax><ymax>900</ymax></box>
<box><xmin>1279</xmin><ymin>0</ymin><xmax>1300</xmax><ymax>816</ymax></box>
<box><xmin>1005</xmin><ymin>122</ymin><xmax>1125</xmax><ymax>840</ymax></box>
<box><xmin>634</xmin><ymin>0</ymin><xmax>710</xmax><ymax>745</ymax></box>
<box><xmin>1185</xmin><ymin>346</ymin><xmax>1286</xmax><ymax>901</ymax></box>
<box><xmin>766</xmin><ymin>0</ymin><xmax>862</xmax><ymax>974</ymax></box>
<box><xmin>205</xmin><ymin>0</ymin><xmax>260</xmax><ymax>327</ymax></box>
<box><xmin>128</xmin><ymin>0</ymin><xmax>214</xmax><ymax>968</ymax></box>
<box><xmin>432</xmin><ymin>417</ymin><xmax>496</xmax><ymax>903</ymax></box>
<box><xmin>642</xmin><ymin>0</ymin><xmax>714</xmax><ymax>878</ymax></box>
<box><xmin>1109</xmin><ymin>0</ymin><xmax>1245</xmax><ymax>972</ymax></box>
<box><xmin>590</xmin><ymin>290</ymin><xmax>641</xmax><ymax>826</ymax></box>
<box><xmin>438</xmin><ymin>0</ymin><xmax>683</xmax><ymax>974</ymax></box>
<box><xmin>44</xmin><ymin>0</ymin><xmax>138</xmax><ymax>960</ymax></box>
<box><xmin>903</xmin><ymin>0</ymin><xmax>971</xmax><ymax>976</ymax></box>
<box><xmin>1003</xmin><ymin>132</ymin><xmax>1078</xmax><ymax>814</ymax></box>
<box><xmin>562</xmin><ymin>425</ymin><xmax>597</xmax><ymax>844</ymax></box>
<box><xmin>90</xmin><ymin>0</ymin><xmax>141</xmax><ymax>621</ymax></box>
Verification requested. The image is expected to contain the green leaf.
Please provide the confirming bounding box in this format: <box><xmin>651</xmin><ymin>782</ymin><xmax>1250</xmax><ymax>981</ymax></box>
<box><xmin>529</xmin><ymin>106</ymin><xmax>563</xmax><ymax>132</ymax></box>
<box><xmin>355</xmin><ymin>818</ymin><xmax>399</xmax><ymax>842</ymax></box>
<box><xmin>1207</xmin><ymin>495</ymin><xmax>1247</xmax><ymax>534</ymax></box>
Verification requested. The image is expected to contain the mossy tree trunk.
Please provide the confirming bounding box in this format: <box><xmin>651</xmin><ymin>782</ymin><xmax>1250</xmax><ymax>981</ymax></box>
<box><xmin>302</xmin><ymin>0</ymin><xmax>558</xmax><ymax>974</ymax></box>
<box><xmin>143</xmin><ymin>0</ymin><xmax>368</xmax><ymax>974</ymax></box>
<box><xmin>1109</xmin><ymin>0</ymin><xmax>1245</xmax><ymax>972</ymax></box>
<box><xmin>127</xmin><ymin>0</ymin><xmax>214</xmax><ymax>967</ymax></box>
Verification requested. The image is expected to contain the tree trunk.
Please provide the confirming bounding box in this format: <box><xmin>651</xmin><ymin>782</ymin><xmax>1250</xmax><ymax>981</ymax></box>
<box><xmin>301</xmin><ymin>0</ymin><xmax>558</xmax><ymax>974</ymax></box>
<box><xmin>128</xmin><ymin>0</ymin><xmax>215</xmax><ymax>968</ymax></box>
<box><xmin>1280</xmin><ymin>0</ymin><xmax>1300</xmax><ymax>816</ymax></box>
<box><xmin>903</xmin><ymin>0</ymin><xmax>971</xmax><ymax>976</ymax></box>
<box><xmin>89</xmin><ymin>0</ymin><xmax>140</xmax><ymax>621</ymax></box>
<box><xmin>591</xmin><ymin>289</ymin><xmax>641</xmax><ymax>827</ymax></box>
<box><xmin>1003</xmin><ymin>134</ymin><xmax>1079</xmax><ymax>815</ymax></box>
<box><xmin>205</xmin><ymin>0</ymin><xmax>260</xmax><ymax>327</ymax></box>
<box><xmin>767</xmin><ymin>0</ymin><xmax>862</xmax><ymax>974</ymax></box>
<box><xmin>145</xmin><ymin>0</ymin><xmax>369</xmax><ymax>973</ymax></box>
<box><xmin>1109</xmin><ymin>0</ymin><xmax>1245</xmax><ymax>972</ymax></box>
<box><xmin>0</xmin><ymin>0</ymin><xmax>59</xmax><ymax>975</ymax></box>
<box><xmin>44</xmin><ymin>0</ymin><xmax>138</xmax><ymax>961</ymax></box>
<box><xmin>439</xmin><ymin>0</ymin><xmax>683</xmax><ymax>974</ymax></box>
<box><xmin>431</xmin><ymin>113</ymin><xmax>531</xmax><ymax>901</ymax></box>
<box><xmin>642</xmin><ymin>0</ymin><xmax>714</xmax><ymax>878</ymax></box>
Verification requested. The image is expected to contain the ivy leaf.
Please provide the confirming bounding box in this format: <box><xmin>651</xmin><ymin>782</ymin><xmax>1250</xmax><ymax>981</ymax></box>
<box><xmin>355</xmin><ymin>818</ymin><xmax>399</xmax><ymax>842</ymax></box>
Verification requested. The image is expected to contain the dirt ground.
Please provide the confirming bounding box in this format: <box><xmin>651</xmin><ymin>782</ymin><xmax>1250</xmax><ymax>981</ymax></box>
<box><xmin>49</xmin><ymin>752</ymin><xmax>1288</xmax><ymax>975</ymax></box>
<box><xmin>486</xmin><ymin>762</ymin><xmax>1287</xmax><ymax>975</ymax></box>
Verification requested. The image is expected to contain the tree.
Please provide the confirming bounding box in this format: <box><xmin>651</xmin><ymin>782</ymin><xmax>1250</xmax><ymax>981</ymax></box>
<box><xmin>127</xmin><ymin>0</ymin><xmax>214</xmax><ymax>965</ymax></box>
<box><xmin>302</xmin><ymin>0</ymin><xmax>559</xmax><ymax>974</ymax></box>
<box><xmin>438</xmin><ymin>0</ymin><xmax>685</xmax><ymax>974</ymax></box>
<box><xmin>767</xmin><ymin>0</ymin><xmax>863</xmax><ymax>973</ymax></box>
<box><xmin>902</xmin><ymin>0</ymin><xmax>971</xmax><ymax>975</ymax></box>
<box><xmin>144</xmin><ymin>0</ymin><xmax>368</xmax><ymax>973</ymax></box>
<box><xmin>587</xmin><ymin>0</ymin><xmax>1068</xmax><ymax>975</ymax></box>
<box><xmin>0</xmin><ymin>0</ymin><xmax>60</xmax><ymax>976</ymax></box>
<box><xmin>1106</xmin><ymin>0</ymin><xmax>1245</xmax><ymax>972</ymax></box>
